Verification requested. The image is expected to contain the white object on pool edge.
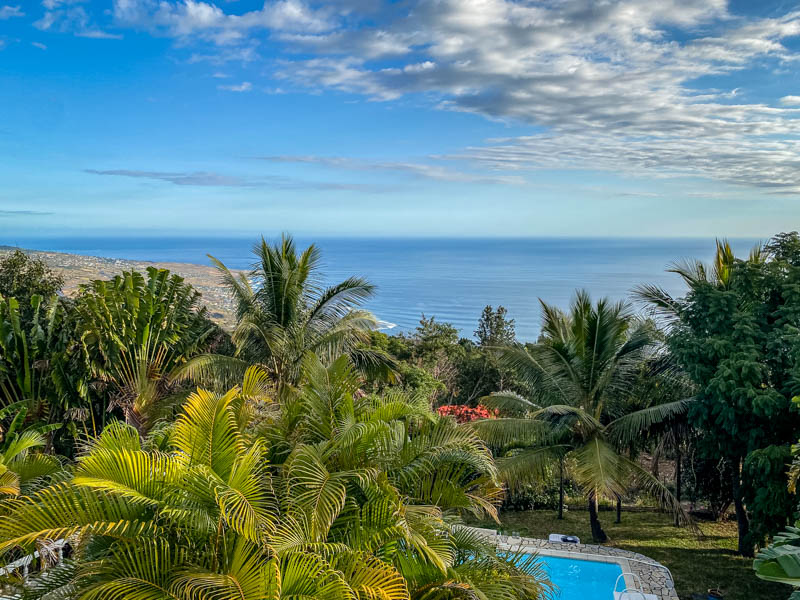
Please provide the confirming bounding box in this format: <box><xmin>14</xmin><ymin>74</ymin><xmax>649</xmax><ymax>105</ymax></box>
<box><xmin>548</xmin><ymin>533</ymin><xmax>581</xmax><ymax>544</ymax></box>
<box><xmin>614</xmin><ymin>593</ymin><xmax>658</xmax><ymax>600</ymax></box>
<box><xmin>613</xmin><ymin>572</ymin><xmax>659</xmax><ymax>600</ymax></box>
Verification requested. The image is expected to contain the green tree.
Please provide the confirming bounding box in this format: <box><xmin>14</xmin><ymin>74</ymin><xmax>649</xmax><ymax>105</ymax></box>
<box><xmin>753</xmin><ymin>438</ymin><xmax>800</xmax><ymax>598</ymax></box>
<box><xmin>475</xmin><ymin>305</ymin><xmax>516</xmax><ymax>347</ymax></box>
<box><xmin>457</xmin><ymin>306</ymin><xmax>520</xmax><ymax>405</ymax></box>
<box><xmin>0</xmin><ymin>250</ymin><xmax>64</xmax><ymax>324</ymax></box>
<box><xmin>414</xmin><ymin>315</ymin><xmax>460</xmax><ymax>361</ymax></box>
<box><xmin>475</xmin><ymin>291</ymin><xmax>691</xmax><ymax>542</ymax></box>
<box><xmin>0</xmin><ymin>295</ymin><xmax>65</xmax><ymax>494</ymax></box>
<box><xmin>641</xmin><ymin>233</ymin><xmax>800</xmax><ymax>556</ymax></box>
<box><xmin>182</xmin><ymin>235</ymin><xmax>394</xmax><ymax>394</ymax></box>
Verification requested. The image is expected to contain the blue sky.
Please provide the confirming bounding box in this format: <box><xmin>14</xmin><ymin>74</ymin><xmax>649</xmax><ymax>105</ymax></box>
<box><xmin>1</xmin><ymin>0</ymin><xmax>800</xmax><ymax>238</ymax></box>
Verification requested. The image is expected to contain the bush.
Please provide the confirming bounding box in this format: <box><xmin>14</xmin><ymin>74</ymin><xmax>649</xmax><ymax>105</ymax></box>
<box><xmin>502</xmin><ymin>481</ymin><xmax>582</xmax><ymax>511</ymax></box>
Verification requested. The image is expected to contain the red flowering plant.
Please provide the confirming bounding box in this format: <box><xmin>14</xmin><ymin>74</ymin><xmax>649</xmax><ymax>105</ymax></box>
<box><xmin>437</xmin><ymin>404</ymin><xmax>498</xmax><ymax>423</ymax></box>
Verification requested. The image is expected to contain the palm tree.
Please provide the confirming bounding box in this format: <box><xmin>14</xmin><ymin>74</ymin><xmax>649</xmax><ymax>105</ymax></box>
<box><xmin>180</xmin><ymin>235</ymin><xmax>395</xmax><ymax>395</ymax></box>
<box><xmin>0</xmin><ymin>428</ymin><xmax>60</xmax><ymax>497</ymax></box>
<box><xmin>0</xmin><ymin>360</ymin><xmax>551</xmax><ymax>600</ymax></box>
<box><xmin>474</xmin><ymin>291</ymin><xmax>692</xmax><ymax>542</ymax></box>
<box><xmin>261</xmin><ymin>353</ymin><xmax>504</xmax><ymax>519</ymax></box>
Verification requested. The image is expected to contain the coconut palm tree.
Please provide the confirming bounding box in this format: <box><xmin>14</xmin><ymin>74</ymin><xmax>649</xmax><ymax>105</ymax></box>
<box><xmin>474</xmin><ymin>291</ymin><xmax>692</xmax><ymax>542</ymax></box>
<box><xmin>180</xmin><ymin>235</ymin><xmax>395</xmax><ymax>395</ymax></box>
<box><xmin>0</xmin><ymin>361</ymin><xmax>550</xmax><ymax>600</ymax></box>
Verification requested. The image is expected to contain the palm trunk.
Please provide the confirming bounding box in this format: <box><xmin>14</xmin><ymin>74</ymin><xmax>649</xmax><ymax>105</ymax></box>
<box><xmin>558</xmin><ymin>458</ymin><xmax>564</xmax><ymax>520</ymax></box>
<box><xmin>732</xmin><ymin>455</ymin><xmax>752</xmax><ymax>557</ymax></box>
<box><xmin>588</xmin><ymin>492</ymin><xmax>607</xmax><ymax>543</ymax></box>
<box><xmin>615</xmin><ymin>495</ymin><xmax>621</xmax><ymax>524</ymax></box>
<box><xmin>674</xmin><ymin>430</ymin><xmax>682</xmax><ymax>527</ymax></box>
<box><xmin>651</xmin><ymin>441</ymin><xmax>662</xmax><ymax>479</ymax></box>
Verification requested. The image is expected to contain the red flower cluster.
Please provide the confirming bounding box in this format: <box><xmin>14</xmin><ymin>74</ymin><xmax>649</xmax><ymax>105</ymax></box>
<box><xmin>437</xmin><ymin>404</ymin><xmax>496</xmax><ymax>423</ymax></box>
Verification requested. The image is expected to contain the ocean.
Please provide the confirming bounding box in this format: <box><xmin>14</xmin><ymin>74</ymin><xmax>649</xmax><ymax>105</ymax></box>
<box><xmin>5</xmin><ymin>236</ymin><xmax>759</xmax><ymax>341</ymax></box>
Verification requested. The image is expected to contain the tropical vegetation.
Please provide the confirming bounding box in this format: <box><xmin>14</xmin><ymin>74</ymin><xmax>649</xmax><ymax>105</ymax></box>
<box><xmin>1</xmin><ymin>232</ymin><xmax>800</xmax><ymax>599</ymax></box>
<box><xmin>472</xmin><ymin>291</ymin><xmax>692</xmax><ymax>542</ymax></box>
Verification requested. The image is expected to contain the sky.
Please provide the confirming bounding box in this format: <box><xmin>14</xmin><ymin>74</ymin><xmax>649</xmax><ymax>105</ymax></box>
<box><xmin>1</xmin><ymin>0</ymin><xmax>800</xmax><ymax>238</ymax></box>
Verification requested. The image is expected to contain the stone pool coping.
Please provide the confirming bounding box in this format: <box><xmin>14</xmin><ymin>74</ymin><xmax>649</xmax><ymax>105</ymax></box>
<box><xmin>464</xmin><ymin>526</ymin><xmax>679</xmax><ymax>599</ymax></box>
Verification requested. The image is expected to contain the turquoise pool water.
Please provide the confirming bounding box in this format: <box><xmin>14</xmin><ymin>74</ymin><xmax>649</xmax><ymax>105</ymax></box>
<box><xmin>536</xmin><ymin>554</ymin><xmax>623</xmax><ymax>600</ymax></box>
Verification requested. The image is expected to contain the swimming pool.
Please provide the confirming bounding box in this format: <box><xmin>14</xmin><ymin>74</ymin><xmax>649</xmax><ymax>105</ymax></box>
<box><xmin>535</xmin><ymin>554</ymin><xmax>624</xmax><ymax>600</ymax></box>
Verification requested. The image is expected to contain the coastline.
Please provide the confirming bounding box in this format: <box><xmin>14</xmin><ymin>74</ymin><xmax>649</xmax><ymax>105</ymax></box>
<box><xmin>0</xmin><ymin>246</ymin><xmax>238</xmax><ymax>328</ymax></box>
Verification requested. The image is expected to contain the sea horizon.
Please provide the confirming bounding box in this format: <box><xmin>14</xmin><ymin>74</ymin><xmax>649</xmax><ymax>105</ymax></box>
<box><xmin>3</xmin><ymin>234</ymin><xmax>762</xmax><ymax>341</ymax></box>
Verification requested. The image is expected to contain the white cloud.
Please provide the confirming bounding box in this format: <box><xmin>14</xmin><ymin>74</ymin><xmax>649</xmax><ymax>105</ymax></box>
<box><xmin>31</xmin><ymin>41</ymin><xmax>47</xmax><ymax>50</ymax></box>
<box><xmin>85</xmin><ymin>169</ymin><xmax>253</xmax><ymax>186</ymax></box>
<box><xmin>42</xmin><ymin>0</ymin><xmax>85</xmax><ymax>8</ymax></box>
<box><xmin>258</xmin><ymin>155</ymin><xmax>526</xmax><ymax>185</ymax></box>
<box><xmin>780</xmin><ymin>95</ymin><xmax>800</xmax><ymax>106</ymax></box>
<box><xmin>35</xmin><ymin>0</ymin><xmax>120</xmax><ymax>38</ymax></box>
<box><xmin>0</xmin><ymin>5</ymin><xmax>23</xmax><ymax>19</ymax></box>
<box><xmin>83</xmin><ymin>168</ymin><xmax>398</xmax><ymax>192</ymax></box>
<box><xmin>455</xmin><ymin>132</ymin><xmax>800</xmax><ymax>193</ymax></box>
<box><xmin>218</xmin><ymin>81</ymin><xmax>252</xmax><ymax>92</ymax></box>
<box><xmin>76</xmin><ymin>30</ymin><xmax>123</xmax><ymax>39</ymax></box>
<box><xmin>111</xmin><ymin>0</ymin><xmax>333</xmax><ymax>44</ymax></box>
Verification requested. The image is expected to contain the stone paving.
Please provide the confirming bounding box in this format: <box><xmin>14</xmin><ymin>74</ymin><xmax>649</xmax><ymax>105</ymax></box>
<box><xmin>465</xmin><ymin>527</ymin><xmax>679</xmax><ymax>599</ymax></box>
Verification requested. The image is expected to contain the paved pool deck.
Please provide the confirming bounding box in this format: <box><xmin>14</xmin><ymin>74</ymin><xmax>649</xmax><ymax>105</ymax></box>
<box><xmin>466</xmin><ymin>526</ymin><xmax>679</xmax><ymax>599</ymax></box>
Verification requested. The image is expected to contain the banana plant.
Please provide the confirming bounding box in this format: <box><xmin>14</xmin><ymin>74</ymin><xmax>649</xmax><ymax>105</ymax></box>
<box><xmin>0</xmin><ymin>294</ymin><xmax>65</xmax><ymax>490</ymax></box>
<box><xmin>754</xmin><ymin>527</ymin><xmax>800</xmax><ymax>599</ymax></box>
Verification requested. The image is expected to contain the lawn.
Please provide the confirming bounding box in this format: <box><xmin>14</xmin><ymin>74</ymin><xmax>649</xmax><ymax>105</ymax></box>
<box><xmin>465</xmin><ymin>508</ymin><xmax>788</xmax><ymax>600</ymax></box>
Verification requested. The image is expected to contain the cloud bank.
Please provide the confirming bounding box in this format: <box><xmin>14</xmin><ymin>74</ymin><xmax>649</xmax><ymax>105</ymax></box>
<box><xmin>27</xmin><ymin>1</ymin><xmax>800</xmax><ymax>193</ymax></box>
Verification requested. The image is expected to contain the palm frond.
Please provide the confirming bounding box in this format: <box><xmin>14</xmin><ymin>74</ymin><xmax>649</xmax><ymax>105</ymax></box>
<box><xmin>606</xmin><ymin>397</ymin><xmax>695</xmax><ymax>446</ymax></box>
<box><xmin>480</xmin><ymin>392</ymin><xmax>539</xmax><ymax>415</ymax></box>
<box><xmin>173</xmin><ymin>387</ymin><xmax>244</xmax><ymax>478</ymax></box>
<box><xmin>569</xmin><ymin>437</ymin><xmax>628</xmax><ymax>501</ymax></box>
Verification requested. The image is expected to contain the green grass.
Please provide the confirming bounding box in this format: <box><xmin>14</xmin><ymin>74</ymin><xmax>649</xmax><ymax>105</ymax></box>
<box><xmin>465</xmin><ymin>508</ymin><xmax>788</xmax><ymax>600</ymax></box>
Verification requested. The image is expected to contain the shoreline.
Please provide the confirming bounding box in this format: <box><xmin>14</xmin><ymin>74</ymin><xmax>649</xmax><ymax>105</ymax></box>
<box><xmin>0</xmin><ymin>245</ymin><xmax>238</xmax><ymax>328</ymax></box>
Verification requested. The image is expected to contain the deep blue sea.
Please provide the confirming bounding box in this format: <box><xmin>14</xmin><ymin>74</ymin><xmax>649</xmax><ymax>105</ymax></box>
<box><xmin>4</xmin><ymin>236</ymin><xmax>759</xmax><ymax>341</ymax></box>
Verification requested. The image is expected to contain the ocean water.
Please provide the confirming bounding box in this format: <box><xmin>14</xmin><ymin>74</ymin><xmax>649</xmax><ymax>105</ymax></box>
<box><xmin>5</xmin><ymin>236</ymin><xmax>759</xmax><ymax>341</ymax></box>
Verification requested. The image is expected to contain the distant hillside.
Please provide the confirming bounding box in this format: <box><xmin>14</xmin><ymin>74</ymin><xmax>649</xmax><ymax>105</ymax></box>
<box><xmin>0</xmin><ymin>246</ymin><xmax>238</xmax><ymax>328</ymax></box>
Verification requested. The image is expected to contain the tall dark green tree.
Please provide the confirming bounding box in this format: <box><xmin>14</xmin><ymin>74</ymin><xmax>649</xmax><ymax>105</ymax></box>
<box><xmin>639</xmin><ymin>233</ymin><xmax>800</xmax><ymax>556</ymax></box>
